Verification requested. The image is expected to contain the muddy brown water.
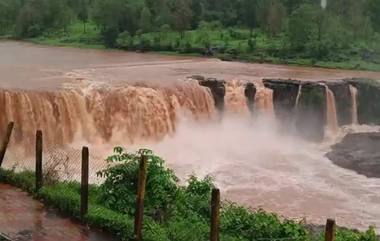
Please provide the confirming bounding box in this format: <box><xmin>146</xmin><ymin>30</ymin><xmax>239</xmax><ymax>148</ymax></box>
<box><xmin>1</xmin><ymin>40</ymin><xmax>380</xmax><ymax>232</ymax></box>
<box><xmin>1</xmin><ymin>40</ymin><xmax>380</xmax><ymax>90</ymax></box>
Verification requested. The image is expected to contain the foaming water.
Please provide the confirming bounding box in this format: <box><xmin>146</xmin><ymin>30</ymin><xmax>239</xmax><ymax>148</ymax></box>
<box><xmin>2</xmin><ymin>75</ymin><xmax>380</xmax><ymax>231</ymax></box>
<box><xmin>138</xmin><ymin>118</ymin><xmax>380</xmax><ymax>231</ymax></box>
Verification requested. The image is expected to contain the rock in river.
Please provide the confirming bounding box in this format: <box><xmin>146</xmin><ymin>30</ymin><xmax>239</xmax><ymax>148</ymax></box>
<box><xmin>326</xmin><ymin>132</ymin><xmax>380</xmax><ymax>178</ymax></box>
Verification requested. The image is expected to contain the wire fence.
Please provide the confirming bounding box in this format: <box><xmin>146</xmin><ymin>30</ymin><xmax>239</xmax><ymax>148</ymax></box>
<box><xmin>0</xmin><ymin>121</ymin><xmax>336</xmax><ymax>241</ymax></box>
<box><xmin>0</xmin><ymin>122</ymin><xmax>107</xmax><ymax>184</ymax></box>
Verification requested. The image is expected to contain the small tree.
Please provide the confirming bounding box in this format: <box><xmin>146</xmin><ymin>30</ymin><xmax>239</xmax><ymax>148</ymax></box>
<box><xmin>78</xmin><ymin>0</ymin><xmax>88</xmax><ymax>33</ymax></box>
<box><xmin>286</xmin><ymin>4</ymin><xmax>318</xmax><ymax>51</ymax></box>
<box><xmin>140</xmin><ymin>7</ymin><xmax>152</xmax><ymax>33</ymax></box>
<box><xmin>172</xmin><ymin>0</ymin><xmax>192</xmax><ymax>39</ymax></box>
<box><xmin>241</xmin><ymin>0</ymin><xmax>257</xmax><ymax>37</ymax></box>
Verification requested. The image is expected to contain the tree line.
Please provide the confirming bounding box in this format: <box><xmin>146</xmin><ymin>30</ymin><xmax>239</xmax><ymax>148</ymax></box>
<box><xmin>0</xmin><ymin>0</ymin><xmax>379</xmax><ymax>61</ymax></box>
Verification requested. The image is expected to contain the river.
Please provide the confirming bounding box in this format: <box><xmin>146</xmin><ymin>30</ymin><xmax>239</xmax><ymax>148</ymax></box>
<box><xmin>1</xmin><ymin>40</ymin><xmax>380</xmax><ymax>232</ymax></box>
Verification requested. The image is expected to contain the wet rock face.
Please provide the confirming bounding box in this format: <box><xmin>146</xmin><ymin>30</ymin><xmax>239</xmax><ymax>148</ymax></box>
<box><xmin>264</xmin><ymin>79</ymin><xmax>300</xmax><ymax>125</ymax></box>
<box><xmin>295</xmin><ymin>82</ymin><xmax>326</xmax><ymax>142</ymax></box>
<box><xmin>244</xmin><ymin>83</ymin><xmax>257</xmax><ymax>113</ymax></box>
<box><xmin>198</xmin><ymin>77</ymin><xmax>226</xmax><ymax>112</ymax></box>
<box><xmin>324</xmin><ymin>81</ymin><xmax>352</xmax><ymax>126</ymax></box>
<box><xmin>326</xmin><ymin>132</ymin><xmax>380</xmax><ymax>178</ymax></box>
<box><xmin>346</xmin><ymin>78</ymin><xmax>380</xmax><ymax>125</ymax></box>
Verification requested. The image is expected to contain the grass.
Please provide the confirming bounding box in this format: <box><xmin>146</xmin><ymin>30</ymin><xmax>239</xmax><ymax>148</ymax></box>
<box><xmin>29</xmin><ymin>22</ymin><xmax>104</xmax><ymax>49</ymax></box>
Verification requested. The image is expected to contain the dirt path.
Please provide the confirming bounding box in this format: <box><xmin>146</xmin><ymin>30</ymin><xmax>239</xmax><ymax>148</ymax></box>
<box><xmin>0</xmin><ymin>184</ymin><xmax>119</xmax><ymax>241</ymax></box>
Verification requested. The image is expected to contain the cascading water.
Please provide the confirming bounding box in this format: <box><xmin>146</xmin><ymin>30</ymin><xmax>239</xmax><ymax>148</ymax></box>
<box><xmin>323</xmin><ymin>84</ymin><xmax>339</xmax><ymax>136</ymax></box>
<box><xmin>254</xmin><ymin>83</ymin><xmax>275</xmax><ymax>119</ymax></box>
<box><xmin>225</xmin><ymin>80</ymin><xmax>250</xmax><ymax>115</ymax></box>
<box><xmin>349</xmin><ymin>85</ymin><xmax>359</xmax><ymax>125</ymax></box>
<box><xmin>0</xmin><ymin>79</ymin><xmax>216</xmax><ymax>156</ymax></box>
<box><xmin>295</xmin><ymin>84</ymin><xmax>302</xmax><ymax>111</ymax></box>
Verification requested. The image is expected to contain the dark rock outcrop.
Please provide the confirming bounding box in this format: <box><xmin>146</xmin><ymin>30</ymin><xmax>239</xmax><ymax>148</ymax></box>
<box><xmin>326</xmin><ymin>132</ymin><xmax>380</xmax><ymax>178</ymax></box>
<box><xmin>244</xmin><ymin>83</ymin><xmax>257</xmax><ymax>114</ymax></box>
<box><xmin>263</xmin><ymin>79</ymin><xmax>301</xmax><ymax>125</ymax></box>
<box><xmin>345</xmin><ymin>78</ymin><xmax>380</xmax><ymax>125</ymax></box>
<box><xmin>295</xmin><ymin>82</ymin><xmax>326</xmax><ymax>142</ymax></box>
<box><xmin>323</xmin><ymin>81</ymin><xmax>352</xmax><ymax>126</ymax></box>
<box><xmin>198</xmin><ymin>77</ymin><xmax>226</xmax><ymax>112</ymax></box>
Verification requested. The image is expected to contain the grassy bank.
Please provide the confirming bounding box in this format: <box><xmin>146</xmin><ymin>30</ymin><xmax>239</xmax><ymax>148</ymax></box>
<box><xmin>0</xmin><ymin>147</ymin><xmax>378</xmax><ymax>241</ymax></box>
<box><xmin>15</xmin><ymin>22</ymin><xmax>379</xmax><ymax>72</ymax></box>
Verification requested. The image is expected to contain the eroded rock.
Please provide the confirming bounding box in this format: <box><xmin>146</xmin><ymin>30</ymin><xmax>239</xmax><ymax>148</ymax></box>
<box><xmin>295</xmin><ymin>82</ymin><xmax>326</xmax><ymax>142</ymax></box>
<box><xmin>244</xmin><ymin>82</ymin><xmax>257</xmax><ymax>114</ymax></box>
<box><xmin>264</xmin><ymin>79</ymin><xmax>301</xmax><ymax>126</ymax></box>
<box><xmin>197</xmin><ymin>77</ymin><xmax>226</xmax><ymax>112</ymax></box>
<box><xmin>326</xmin><ymin>132</ymin><xmax>380</xmax><ymax>178</ymax></box>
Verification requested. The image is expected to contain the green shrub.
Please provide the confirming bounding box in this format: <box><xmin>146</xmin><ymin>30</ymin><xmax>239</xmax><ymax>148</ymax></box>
<box><xmin>221</xmin><ymin>203</ymin><xmax>309</xmax><ymax>240</ymax></box>
<box><xmin>116</xmin><ymin>31</ymin><xmax>133</xmax><ymax>49</ymax></box>
<box><xmin>101</xmin><ymin>26</ymin><xmax>119</xmax><ymax>48</ymax></box>
<box><xmin>97</xmin><ymin>148</ymin><xmax>178</xmax><ymax>219</ymax></box>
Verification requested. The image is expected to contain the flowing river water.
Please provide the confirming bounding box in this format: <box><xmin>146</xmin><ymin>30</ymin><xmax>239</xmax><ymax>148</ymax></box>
<box><xmin>1</xmin><ymin>40</ymin><xmax>380</xmax><ymax>231</ymax></box>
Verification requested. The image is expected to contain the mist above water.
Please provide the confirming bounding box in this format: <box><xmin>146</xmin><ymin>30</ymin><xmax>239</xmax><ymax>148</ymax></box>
<box><xmin>136</xmin><ymin>116</ymin><xmax>380</xmax><ymax>231</ymax></box>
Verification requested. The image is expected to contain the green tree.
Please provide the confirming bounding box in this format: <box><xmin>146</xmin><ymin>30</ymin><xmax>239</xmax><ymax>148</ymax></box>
<box><xmin>78</xmin><ymin>0</ymin><xmax>88</xmax><ymax>33</ymax></box>
<box><xmin>266</xmin><ymin>0</ymin><xmax>287</xmax><ymax>36</ymax></box>
<box><xmin>368</xmin><ymin>0</ymin><xmax>380</xmax><ymax>32</ymax></box>
<box><xmin>140</xmin><ymin>6</ymin><xmax>152</xmax><ymax>32</ymax></box>
<box><xmin>240</xmin><ymin>0</ymin><xmax>257</xmax><ymax>36</ymax></box>
<box><xmin>286</xmin><ymin>3</ymin><xmax>318</xmax><ymax>51</ymax></box>
<box><xmin>172</xmin><ymin>0</ymin><xmax>192</xmax><ymax>38</ymax></box>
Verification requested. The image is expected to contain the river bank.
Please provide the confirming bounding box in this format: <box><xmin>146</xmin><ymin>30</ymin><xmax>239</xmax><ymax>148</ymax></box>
<box><xmin>26</xmin><ymin>35</ymin><xmax>380</xmax><ymax>72</ymax></box>
<box><xmin>2</xmin><ymin>20</ymin><xmax>379</xmax><ymax>73</ymax></box>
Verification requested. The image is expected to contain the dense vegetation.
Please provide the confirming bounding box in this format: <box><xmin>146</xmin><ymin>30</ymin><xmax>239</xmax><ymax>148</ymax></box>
<box><xmin>0</xmin><ymin>147</ymin><xmax>378</xmax><ymax>241</ymax></box>
<box><xmin>0</xmin><ymin>0</ymin><xmax>380</xmax><ymax>70</ymax></box>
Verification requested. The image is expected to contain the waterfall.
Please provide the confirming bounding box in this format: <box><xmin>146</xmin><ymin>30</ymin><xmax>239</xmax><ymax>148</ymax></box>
<box><xmin>254</xmin><ymin>83</ymin><xmax>275</xmax><ymax>119</ymax></box>
<box><xmin>295</xmin><ymin>84</ymin><xmax>302</xmax><ymax>111</ymax></box>
<box><xmin>349</xmin><ymin>85</ymin><xmax>359</xmax><ymax>125</ymax></box>
<box><xmin>224</xmin><ymin>80</ymin><xmax>251</xmax><ymax>115</ymax></box>
<box><xmin>324</xmin><ymin>84</ymin><xmax>339</xmax><ymax>135</ymax></box>
<box><xmin>0</xmin><ymin>80</ymin><xmax>216</xmax><ymax>156</ymax></box>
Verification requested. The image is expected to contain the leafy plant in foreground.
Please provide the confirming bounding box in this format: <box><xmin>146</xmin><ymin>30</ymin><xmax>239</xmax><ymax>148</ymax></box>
<box><xmin>97</xmin><ymin>147</ymin><xmax>178</xmax><ymax>220</ymax></box>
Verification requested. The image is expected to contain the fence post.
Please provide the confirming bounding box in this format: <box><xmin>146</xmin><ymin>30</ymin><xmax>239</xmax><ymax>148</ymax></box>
<box><xmin>134</xmin><ymin>155</ymin><xmax>148</xmax><ymax>241</ymax></box>
<box><xmin>0</xmin><ymin>122</ymin><xmax>14</xmax><ymax>167</ymax></box>
<box><xmin>210</xmin><ymin>188</ymin><xmax>221</xmax><ymax>241</ymax></box>
<box><xmin>35</xmin><ymin>130</ymin><xmax>43</xmax><ymax>192</ymax></box>
<box><xmin>325</xmin><ymin>219</ymin><xmax>336</xmax><ymax>241</ymax></box>
<box><xmin>81</xmin><ymin>146</ymin><xmax>89</xmax><ymax>222</ymax></box>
